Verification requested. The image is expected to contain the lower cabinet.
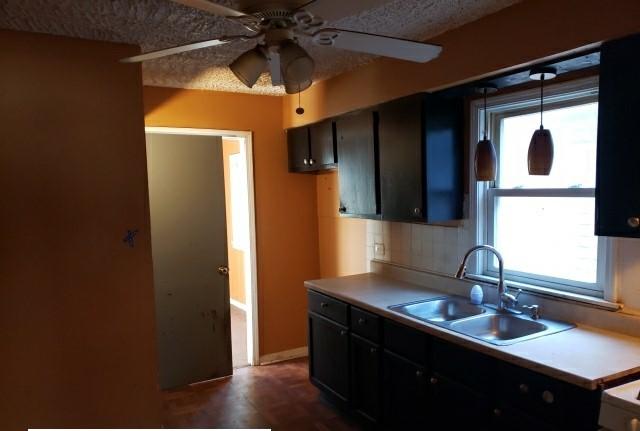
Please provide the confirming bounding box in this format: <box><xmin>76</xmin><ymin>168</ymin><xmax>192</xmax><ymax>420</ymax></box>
<box><xmin>307</xmin><ymin>290</ymin><xmax>603</xmax><ymax>430</ymax></box>
<box><xmin>350</xmin><ymin>334</ymin><xmax>381</xmax><ymax>424</ymax></box>
<box><xmin>382</xmin><ymin>350</ymin><xmax>429</xmax><ymax>429</ymax></box>
<box><xmin>308</xmin><ymin>312</ymin><xmax>350</xmax><ymax>407</ymax></box>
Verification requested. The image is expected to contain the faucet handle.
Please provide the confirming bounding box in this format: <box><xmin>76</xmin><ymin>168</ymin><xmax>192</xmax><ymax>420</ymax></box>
<box><xmin>522</xmin><ymin>304</ymin><xmax>540</xmax><ymax>320</ymax></box>
<box><xmin>513</xmin><ymin>288</ymin><xmax>522</xmax><ymax>299</ymax></box>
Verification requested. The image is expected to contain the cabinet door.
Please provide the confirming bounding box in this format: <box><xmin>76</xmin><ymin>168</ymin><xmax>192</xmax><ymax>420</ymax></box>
<box><xmin>287</xmin><ymin>126</ymin><xmax>310</xmax><ymax>172</ymax></box>
<box><xmin>308</xmin><ymin>312</ymin><xmax>350</xmax><ymax>405</ymax></box>
<box><xmin>310</xmin><ymin>120</ymin><xmax>337</xmax><ymax>168</ymax></box>
<box><xmin>336</xmin><ymin>110</ymin><xmax>379</xmax><ymax>217</ymax></box>
<box><xmin>382</xmin><ymin>350</ymin><xmax>429</xmax><ymax>429</ymax></box>
<box><xmin>350</xmin><ymin>334</ymin><xmax>381</xmax><ymax>424</ymax></box>
<box><xmin>378</xmin><ymin>94</ymin><xmax>424</xmax><ymax>221</ymax></box>
<box><xmin>596</xmin><ymin>33</ymin><xmax>640</xmax><ymax>237</ymax></box>
<box><xmin>430</xmin><ymin>373</ymin><xmax>492</xmax><ymax>431</ymax></box>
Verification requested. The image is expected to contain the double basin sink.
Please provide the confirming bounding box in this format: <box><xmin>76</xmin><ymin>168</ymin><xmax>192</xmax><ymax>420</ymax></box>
<box><xmin>389</xmin><ymin>296</ymin><xmax>575</xmax><ymax>346</ymax></box>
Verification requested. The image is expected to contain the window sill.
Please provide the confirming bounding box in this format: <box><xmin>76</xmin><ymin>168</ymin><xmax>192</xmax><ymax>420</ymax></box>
<box><xmin>466</xmin><ymin>274</ymin><xmax>622</xmax><ymax>312</ymax></box>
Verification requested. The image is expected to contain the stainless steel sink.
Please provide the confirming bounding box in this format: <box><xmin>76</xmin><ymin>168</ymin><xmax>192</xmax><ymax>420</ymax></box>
<box><xmin>390</xmin><ymin>297</ymin><xmax>485</xmax><ymax>322</ymax></box>
<box><xmin>389</xmin><ymin>296</ymin><xmax>575</xmax><ymax>346</ymax></box>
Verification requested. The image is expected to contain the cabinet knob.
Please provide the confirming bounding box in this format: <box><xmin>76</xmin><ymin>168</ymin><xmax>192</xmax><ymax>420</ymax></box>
<box><xmin>309</xmin><ymin>158</ymin><xmax>315</xmax><ymax>165</ymax></box>
<box><xmin>339</xmin><ymin>206</ymin><xmax>347</xmax><ymax>213</ymax></box>
<box><xmin>303</xmin><ymin>158</ymin><xmax>308</xmax><ymax>165</ymax></box>
<box><xmin>358</xmin><ymin>318</ymin><xmax>366</xmax><ymax>325</ymax></box>
<box><xmin>542</xmin><ymin>390</ymin><xmax>555</xmax><ymax>404</ymax></box>
<box><xmin>413</xmin><ymin>207</ymin><xmax>422</xmax><ymax>216</ymax></box>
<box><xmin>628</xmin><ymin>217</ymin><xmax>640</xmax><ymax>228</ymax></box>
<box><xmin>429</xmin><ymin>377</ymin><xmax>438</xmax><ymax>385</ymax></box>
<box><xmin>519</xmin><ymin>383</ymin><xmax>529</xmax><ymax>394</ymax></box>
<box><xmin>415</xmin><ymin>370</ymin><xmax>423</xmax><ymax>378</ymax></box>
<box><xmin>493</xmin><ymin>408</ymin><xmax>502</xmax><ymax>417</ymax></box>
<box><xmin>320</xmin><ymin>302</ymin><xmax>328</xmax><ymax>308</ymax></box>
<box><xmin>370</xmin><ymin>347</ymin><xmax>377</xmax><ymax>354</ymax></box>
<box><xmin>340</xmin><ymin>330</ymin><xmax>347</xmax><ymax>336</ymax></box>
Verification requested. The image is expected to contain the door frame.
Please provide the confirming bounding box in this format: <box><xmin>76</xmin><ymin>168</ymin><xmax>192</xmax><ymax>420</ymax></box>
<box><xmin>145</xmin><ymin>126</ymin><xmax>260</xmax><ymax>366</ymax></box>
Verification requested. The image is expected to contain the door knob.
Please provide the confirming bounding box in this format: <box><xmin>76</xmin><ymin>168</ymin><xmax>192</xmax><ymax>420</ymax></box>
<box><xmin>339</xmin><ymin>206</ymin><xmax>347</xmax><ymax>213</ymax></box>
<box><xmin>628</xmin><ymin>217</ymin><xmax>640</xmax><ymax>228</ymax></box>
<box><xmin>217</xmin><ymin>265</ymin><xmax>229</xmax><ymax>276</ymax></box>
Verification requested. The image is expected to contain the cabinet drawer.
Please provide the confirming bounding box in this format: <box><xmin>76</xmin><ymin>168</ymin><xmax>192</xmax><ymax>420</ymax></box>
<box><xmin>350</xmin><ymin>307</ymin><xmax>381</xmax><ymax>343</ymax></box>
<box><xmin>383</xmin><ymin>319</ymin><xmax>428</xmax><ymax>365</ymax></box>
<box><xmin>308</xmin><ymin>290</ymin><xmax>348</xmax><ymax>326</ymax></box>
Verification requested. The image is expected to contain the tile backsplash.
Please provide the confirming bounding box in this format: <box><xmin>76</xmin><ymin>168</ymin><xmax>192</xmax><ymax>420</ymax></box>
<box><xmin>366</xmin><ymin>220</ymin><xmax>474</xmax><ymax>275</ymax></box>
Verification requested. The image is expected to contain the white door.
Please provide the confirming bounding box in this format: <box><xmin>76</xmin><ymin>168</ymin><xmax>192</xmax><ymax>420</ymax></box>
<box><xmin>146</xmin><ymin>132</ymin><xmax>232</xmax><ymax>389</ymax></box>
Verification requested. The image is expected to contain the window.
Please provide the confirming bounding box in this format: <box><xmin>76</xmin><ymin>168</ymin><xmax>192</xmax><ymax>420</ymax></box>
<box><xmin>474</xmin><ymin>78</ymin><xmax>611</xmax><ymax>298</ymax></box>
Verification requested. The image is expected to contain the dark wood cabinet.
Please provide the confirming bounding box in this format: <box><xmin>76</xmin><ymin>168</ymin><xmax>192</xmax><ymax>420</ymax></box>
<box><xmin>377</xmin><ymin>93</ymin><xmax>463</xmax><ymax>222</ymax></box>
<box><xmin>287</xmin><ymin>126</ymin><xmax>311</xmax><ymax>172</ymax></box>
<box><xmin>287</xmin><ymin>122</ymin><xmax>336</xmax><ymax>173</ymax></box>
<box><xmin>382</xmin><ymin>350</ymin><xmax>429</xmax><ymax>429</ymax></box>
<box><xmin>431</xmin><ymin>372</ymin><xmax>492</xmax><ymax>430</ymax></box>
<box><xmin>596</xmin><ymin>33</ymin><xmax>640</xmax><ymax>237</ymax></box>
<box><xmin>350</xmin><ymin>334</ymin><xmax>381</xmax><ymax>424</ymax></box>
<box><xmin>310</xmin><ymin>120</ymin><xmax>337</xmax><ymax>168</ymax></box>
<box><xmin>308</xmin><ymin>312</ymin><xmax>350</xmax><ymax>406</ymax></box>
<box><xmin>336</xmin><ymin>110</ymin><xmax>379</xmax><ymax>217</ymax></box>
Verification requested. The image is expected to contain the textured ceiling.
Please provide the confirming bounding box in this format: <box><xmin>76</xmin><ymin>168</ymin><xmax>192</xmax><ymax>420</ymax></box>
<box><xmin>0</xmin><ymin>0</ymin><xmax>521</xmax><ymax>95</ymax></box>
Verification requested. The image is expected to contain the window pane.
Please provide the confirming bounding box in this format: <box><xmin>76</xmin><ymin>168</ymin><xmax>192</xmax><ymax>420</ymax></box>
<box><xmin>497</xmin><ymin>102</ymin><xmax>598</xmax><ymax>189</ymax></box>
<box><xmin>492</xmin><ymin>196</ymin><xmax>598</xmax><ymax>284</ymax></box>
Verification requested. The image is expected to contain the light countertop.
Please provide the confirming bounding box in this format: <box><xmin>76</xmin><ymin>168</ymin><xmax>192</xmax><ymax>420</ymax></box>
<box><xmin>305</xmin><ymin>273</ymin><xmax>640</xmax><ymax>390</ymax></box>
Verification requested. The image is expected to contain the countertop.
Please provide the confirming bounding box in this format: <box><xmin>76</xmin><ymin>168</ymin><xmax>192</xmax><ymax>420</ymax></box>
<box><xmin>305</xmin><ymin>273</ymin><xmax>640</xmax><ymax>390</ymax></box>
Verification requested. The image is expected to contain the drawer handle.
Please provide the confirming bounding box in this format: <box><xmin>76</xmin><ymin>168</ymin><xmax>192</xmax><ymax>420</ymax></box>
<box><xmin>370</xmin><ymin>347</ymin><xmax>377</xmax><ymax>354</ymax></box>
<box><xmin>628</xmin><ymin>217</ymin><xmax>640</xmax><ymax>228</ymax></box>
<box><xmin>430</xmin><ymin>377</ymin><xmax>438</xmax><ymax>385</ymax></box>
<box><xmin>542</xmin><ymin>390</ymin><xmax>554</xmax><ymax>404</ymax></box>
<box><xmin>320</xmin><ymin>302</ymin><xmax>329</xmax><ymax>308</ymax></box>
<box><xmin>519</xmin><ymin>383</ymin><xmax>529</xmax><ymax>394</ymax></box>
<box><xmin>415</xmin><ymin>370</ymin><xmax>423</xmax><ymax>378</ymax></box>
<box><xmin>493</xmin><ymin>408</ymin><xmax>502</xmax><ymax>417</ymax></box>
<box><xmin>340</xmin><ymin>330</ymin><xmax>347</xmax><ymax>336</ymax></box>
<box><xmin>358</xmin><ymin>318</ymin><xmax>366</xmax><ymax>325</ymax></box>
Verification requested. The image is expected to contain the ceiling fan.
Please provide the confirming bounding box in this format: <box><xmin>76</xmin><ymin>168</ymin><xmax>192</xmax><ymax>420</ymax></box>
<box><xmin>121</xmin><ymin>0</ymin><xmax>443</xmax><ymax>94</ymax></box>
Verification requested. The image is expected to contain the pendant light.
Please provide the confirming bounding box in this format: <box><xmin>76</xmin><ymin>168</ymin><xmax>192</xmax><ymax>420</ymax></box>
<box><xmin>528</xmin><ymin>66</ymin><xmax>557</xmax><ymax>175</ymax></box>
<box><xmin>474</xmin><ymin>84</ymin><xmax>498</xmax><ymax>181</ymax></box>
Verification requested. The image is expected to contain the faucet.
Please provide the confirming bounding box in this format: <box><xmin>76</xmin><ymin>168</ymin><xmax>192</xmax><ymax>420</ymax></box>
<box><xmin>454</xmin><ymin>245</ymin><xmax>520</xmax><ymax>311</ymax></box>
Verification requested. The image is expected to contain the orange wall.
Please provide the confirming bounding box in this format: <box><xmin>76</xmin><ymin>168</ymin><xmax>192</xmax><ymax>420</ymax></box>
<box><xmin>223</xmin><ymin>138</ymin><xmax>246</xmax><ymax>305</ymax></box>
<box><xmin>144</xmin><ymin>87</ymin><xmax>319</xmax><ymax>355</ymax></box>
<box><xmin>282</xmin><ymin>0</ymin><xmax>640</xmax><ymax>280</ymax></box>
<box><xmin>0</xmin><ymin>30</ymin><xmax>161</xmax><ymax>430</ymax></box>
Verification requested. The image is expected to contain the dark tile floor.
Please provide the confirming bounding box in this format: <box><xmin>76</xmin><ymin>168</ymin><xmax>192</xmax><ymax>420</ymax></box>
<box><xmin>162</xmin><ymin>357</ymin><xmax>362</xmax><ymax>430</ymax></box>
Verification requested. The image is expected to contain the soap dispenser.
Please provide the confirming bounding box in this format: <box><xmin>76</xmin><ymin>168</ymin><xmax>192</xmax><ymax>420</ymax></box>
<box><xmin>470</xmin><ymin>285</ymin><xmax>483</xmax><ymax>305</ymax></box>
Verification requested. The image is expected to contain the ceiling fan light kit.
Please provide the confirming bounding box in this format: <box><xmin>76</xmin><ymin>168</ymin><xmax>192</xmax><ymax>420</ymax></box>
<box><xmin>121</xmin><ymin>0</ymin><xmax>444</xmax><ymax>94</ymax></box>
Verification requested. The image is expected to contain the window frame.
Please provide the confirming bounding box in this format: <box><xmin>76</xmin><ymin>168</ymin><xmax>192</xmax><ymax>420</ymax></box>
<box><xmin>469</xmin><ymin>76</ymin><xmax>617</xmax><ymax>301</ymax></box>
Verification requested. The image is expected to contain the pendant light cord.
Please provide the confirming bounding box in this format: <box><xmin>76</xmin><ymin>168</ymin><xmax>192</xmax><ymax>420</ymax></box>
<box><xmin>540</xmin><ymin>75</ymin><xmax>544</xmax><ymax>130</ymax></box>
<box><xmin>483</xmin><ymin>87</ymin><xmax>488</xmax><ymax>140</ymax></box>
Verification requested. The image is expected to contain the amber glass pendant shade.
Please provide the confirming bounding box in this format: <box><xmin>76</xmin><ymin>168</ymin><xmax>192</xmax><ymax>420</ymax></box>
<box><xmin>528</xmin><ymin>66</ymin><xmax>557</xmax><ymax>175</ymax></box>
<box><xmin>528</xmin><ymin>127</ymin><xmax>554</xmax><ymax>175</ymax></box>
<box><xmin>474</xmin><ymin>84</ymin><xmax>498</xmax><ymax>181</ymax></box>
<box><xmin>475</xmin><ymin>138</ymin><xmax>497</xmax><ymax>181</ymax></box>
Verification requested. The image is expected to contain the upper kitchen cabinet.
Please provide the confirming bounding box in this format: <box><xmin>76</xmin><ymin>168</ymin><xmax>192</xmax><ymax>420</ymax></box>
<box><xmin>378</xmin><ymin>92</ymin><xmax>463</xmax><ymax>222</ymax></box>
<box><xmin>287</xmin><ymin>126</ymin><xmax>311</xmax><ymax>172</ymax></box>
<box><xmin>287</xmin><ymin>121</ymin><xmax>337</xmax><ymax>173</ymax></box>
<box><xmin>336</xmin><ymin>109</ymin><xmax>380</xmax><ymax>217</ymax></box>
<box><xmin>596</xmin><ymin>33</ymin><xmax>640</xmax><ymax>237</ymax></box>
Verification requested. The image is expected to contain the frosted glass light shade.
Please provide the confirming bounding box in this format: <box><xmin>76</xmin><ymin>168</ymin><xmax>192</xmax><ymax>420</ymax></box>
<box><xmin>528</xmin><ymin>127</ymin><xmax>554</xmax><ymax>175</ymax></box>
<box><xmin>475</xmin><ymin>138</ymin><xmax>497</xmax><ymax>181</ymax></box>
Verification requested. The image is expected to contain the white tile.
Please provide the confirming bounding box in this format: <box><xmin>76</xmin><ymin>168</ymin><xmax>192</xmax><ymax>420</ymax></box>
<box><xmin>411</xmin><ymin>224</ymin><xmax>423</xmax><ymax>256</ymax></box>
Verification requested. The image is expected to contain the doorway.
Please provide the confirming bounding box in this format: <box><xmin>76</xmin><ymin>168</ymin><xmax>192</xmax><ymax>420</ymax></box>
<box><xmin>145</xmin><ymin>127</ymin><xmax>258</xmax><ymax>389</ymax></box>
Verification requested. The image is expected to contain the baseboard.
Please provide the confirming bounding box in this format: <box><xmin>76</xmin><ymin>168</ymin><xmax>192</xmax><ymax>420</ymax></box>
<box><xmin>230</xmin><ymin>298</ymin><xmax>247</xmax><ymax>311</ymax></box>
<box><xmin>259</xmin><ymin>346</ymin><xmax>308</xmax><ymax>365</ymax></box>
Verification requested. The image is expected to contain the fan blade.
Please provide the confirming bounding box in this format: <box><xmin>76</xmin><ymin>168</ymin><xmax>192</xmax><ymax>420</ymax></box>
<box><xmin>300</xmin><ymin>0</ymin><xmax>392</xmax><ymax>22</ymax></box>
<box><xmin>170</xmin><ymin>0</ymin><xmax>245</xmax><ymax>17</ymax></box>
<box><xmin>121</xmin><ymin>38</ymin><xmax>230</xmax><ymax>63</ymax></box>
<box><xmin>312</xmin><ymin>28</ymin><xmax>442</xmax><ymax>63</ymax></box>
<box><xmin>269</xmin><ymin>50</ymin><xmax>283</xmax><ymax>86</ymax></box>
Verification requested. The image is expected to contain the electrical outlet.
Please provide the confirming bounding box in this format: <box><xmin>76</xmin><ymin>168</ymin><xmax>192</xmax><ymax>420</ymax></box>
<box><xmin>374</xmin><ymin>242</ymin><xmax>385</xmax><ymax>257</ymax></box>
